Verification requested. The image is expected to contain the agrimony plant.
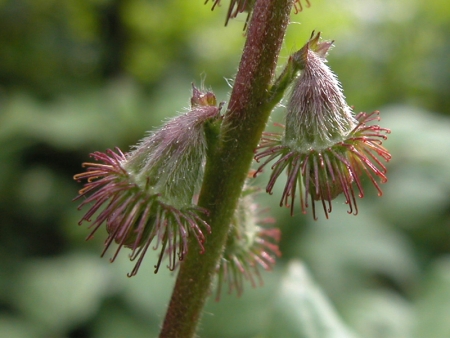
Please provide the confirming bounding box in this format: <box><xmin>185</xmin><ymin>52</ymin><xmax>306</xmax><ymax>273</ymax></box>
<box><xmin>74</xmin><ymin>1</ymin><xmax>391</xmax><ymax>337</ymax></box>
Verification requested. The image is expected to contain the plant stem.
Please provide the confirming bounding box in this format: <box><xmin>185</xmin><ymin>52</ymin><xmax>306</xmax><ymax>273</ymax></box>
<box><xmin>159</xmin><ymin>1</ymin><xmax>293</xmax><ymax>337</ymax></box>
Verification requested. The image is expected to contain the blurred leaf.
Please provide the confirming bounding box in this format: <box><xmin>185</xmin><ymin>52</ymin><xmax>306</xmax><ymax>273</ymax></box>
<box><xmin>12</xmin><ymin>253</ymin><xmax>115</xmax><ymax>335</ymax></box>
<box><xmin>414</xmin><ymin>257</ymin><xmax>450</xmax><ymax>338</ymax></box>
<box><xmin>0</xmin><ymin>316</ymin><xmax>37</xmax><ymax>338</ymax></box>
<box><xmin>294</xmin><ymin>207</ymin><xmax>419</xmax><ymax>301</ymax></box>
<box><xmin>377</xmin><ymin>105</ymin><xmax>450</xmax><ymax>252</ymax></box>
<box><xmin>113</xmin><ymin>252</ymin><xmax>175</xmax><ymax>318</ymax></box>
<box><xmin>201</xmin><ymin>269</ymin><xmax>280</xmax><ymax>338</ymax></box>
<box><xmin>381</xmin><ymin>105</ymin><xmax>450</xmax><ymax>189</ymax></box>
<box><xmin>94</xmin><ymin>300</ymin><xmax>159</xmax><ymax>338</ymax></box>
<box><xmin>265</xmin><ymin>261</ymin><xmax>357</xmax><ymax>338</ymax></box>
<box><xmin>343</xmin><ymin>290</ymin><xmax>414</xmax><ymax>338</ymax></box>
<box><xmin>0</xmin><ymin>79</ymin><xmax>149</xmax><ymax>150</ymax></box>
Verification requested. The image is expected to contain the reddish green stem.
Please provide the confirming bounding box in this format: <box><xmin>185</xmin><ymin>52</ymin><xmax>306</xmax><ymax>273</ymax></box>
<box><xmin>159</xmin><ymin>1</ymin><xmax>293</xmax><ymax>337</ymax></box>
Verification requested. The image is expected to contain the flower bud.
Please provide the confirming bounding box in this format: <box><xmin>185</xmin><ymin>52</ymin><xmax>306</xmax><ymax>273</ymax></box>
<box><xmin>190</xmin><ymin>83</ymin><xmax>217</xmax><ymax>108</ymax></box>
<box><xmin>124</xmin><ymin>89</ymin><xmax>220</xmax><ymax>208</ymax></box>
<box><xmin>74</xmin><ymin>85</ymin><xmax>221</xmax><ymax>275</ymax></box>
<box><xmin>286</xmin><ymin>32</ymin><xmax>356</xmax><ymax>151</ymax></box>
<box><xmin>215</xmin><ymin>182</ymin><xmax>281</xmax><ymax>300</ymax></box>
<box><xmin>255</xmin><ymin>111</ymin><xmax>391</xmax><ymax>220</ymax></box>
<box><xmin>254</xmin><ymin>33</ymin><xmax>391</xmax><ymax>219</ymax></box>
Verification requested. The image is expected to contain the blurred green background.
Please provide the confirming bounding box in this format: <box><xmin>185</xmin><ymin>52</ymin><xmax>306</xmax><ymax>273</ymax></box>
<box><xmin>1</xmin><ymin>0</ymin><xmax>449</xmax><ymax>337</ymax></box>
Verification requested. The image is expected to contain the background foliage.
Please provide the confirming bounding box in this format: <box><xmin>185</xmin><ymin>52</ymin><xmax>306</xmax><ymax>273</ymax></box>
<box><xmin>1</xmin><ymin>0</ymin><xmax>450</xmax><ymax>337</ymax></box>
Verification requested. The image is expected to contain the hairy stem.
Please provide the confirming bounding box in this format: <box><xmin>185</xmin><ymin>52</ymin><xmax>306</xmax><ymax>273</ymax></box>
<box><xmin>159</xmin><ymin>1</ymin><xmax>293</xmax><ymax>337</ymax></box>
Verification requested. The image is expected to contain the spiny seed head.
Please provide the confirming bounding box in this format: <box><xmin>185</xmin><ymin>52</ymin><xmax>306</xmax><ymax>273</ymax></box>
<box><xmin>254</xmin><ymin>111</ymin><xmax>391</xmax><ymax>220</ymax></box>
<box><xmin>256</xmin><ymin>32</ymin><xmax>391</xmax><ymax>219</ymax></box>
<box><xmin>124</xmin><ymin>91</ymin><xmax>220</xmax><ymax>207</ymax></box>
<box><xmin>215</xmin><ymin>183</ymin><xmax>281</xmax><ymax>300</ymax></box>
<box><xmin>286</xmin><ymin>32</ymin><xmax>357</xmax><ymax>152</ymax></box>
<box><xmin>73</xmin><ymin>86</ymin><xmax>220</xmax><ymax>275</ymax></box>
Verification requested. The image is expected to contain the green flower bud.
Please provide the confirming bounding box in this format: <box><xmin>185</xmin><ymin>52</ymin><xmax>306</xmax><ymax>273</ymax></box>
<box><xmin>74</xmin><ymin>85</ymin><xmax>221</xmax><ymax>275</ymax></box>
<box><xmin>255</xmin><ymin>111</ymin><xmax>391</xmax><ymax>220</ymax></box>
<box><xmin>286</xmin><ymin>32</ymin><xmax>356</xmax><ymax>152</ymax></box>
<box><xmin>124</xmin><ymin>92</ymin><xmax>220</xmax><ymax>208</ymax></box>
<box><xmin>254</xmin><ymin>33</ymin><xmax>391</xmax><ymax>219</ymax></box>
<box><xmin>215</xmin><ymin>182</ymin><xmax>281</xmax><ymax>299</ymax></box>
